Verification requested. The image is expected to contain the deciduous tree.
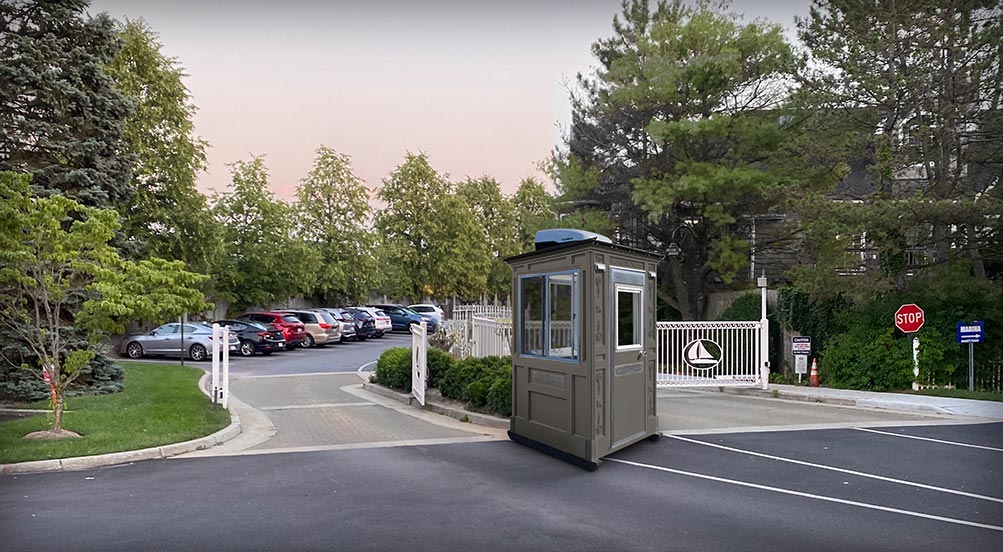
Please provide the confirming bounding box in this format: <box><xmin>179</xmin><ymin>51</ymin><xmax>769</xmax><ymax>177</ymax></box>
<box><xmin>0</xmin><ymin>172</ymin><xmax>208</xmax><ymax>435</ymax></box>
<box><xmin>211</xmin><ymin>157</ymin><xmax>317</xmax><ymax>313</ymax></box>
<box><xmin>105</xmin><ymin>18</ymin><xmax>219</xmax><ymax>272</ymax></box>
<box><xmin>294</xmin><ymin>146</ymin><xmax>377</xmax><ymax>304</ymax></box>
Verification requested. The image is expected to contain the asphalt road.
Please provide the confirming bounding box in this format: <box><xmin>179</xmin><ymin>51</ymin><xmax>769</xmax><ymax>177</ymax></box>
<box><xmin>3</xmin><ymin>422</ymin><xmax>1000</xmax><ymax>551</ymax></box>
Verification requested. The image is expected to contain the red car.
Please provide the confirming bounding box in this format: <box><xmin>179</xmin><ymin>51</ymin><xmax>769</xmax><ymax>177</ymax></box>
<box><xmin>236</xmin><ymin>312</ymin><xmax>307</xmax><ymax>349</ymax></box>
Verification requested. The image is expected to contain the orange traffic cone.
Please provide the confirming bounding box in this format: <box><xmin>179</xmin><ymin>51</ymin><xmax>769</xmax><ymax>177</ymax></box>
<box><xmin>809</xmin><ymin>358</ymin><xmax>820</xmax><ymax>387</ymax></box>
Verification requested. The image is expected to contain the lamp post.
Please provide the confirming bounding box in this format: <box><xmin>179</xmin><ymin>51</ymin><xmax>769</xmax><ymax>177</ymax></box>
<box><xmin>757</xmin><ymin>271</ymin><xmax>769</xmax><ymax>390</ymax></box>
<box><xmin>664</xmin><ymin>223</ymin><xmax>697</xmax><ymax>320</ymax></box>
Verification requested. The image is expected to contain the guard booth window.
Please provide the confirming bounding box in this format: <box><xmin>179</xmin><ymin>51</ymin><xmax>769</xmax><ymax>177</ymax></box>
<box><xmin>616</xmin><ymin>286</ymin><xmax>642</xmax><ymax>349</ymax></box>
<box><xmin>520</xmin><ymin>271</ymin><xmax>579</xmax><ymax>360</ymax></box>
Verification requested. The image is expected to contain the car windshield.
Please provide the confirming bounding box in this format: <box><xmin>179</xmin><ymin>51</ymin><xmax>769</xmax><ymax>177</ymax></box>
<box><xmin>402</xmin><ymin>307</ymin><xmax>418</xmax><ymax>315</ymax></box>
<box><xmin>375</xmin><ymin>310</ymin><xmax>387</xmax><ymax>317</ymax></box>
<box><xmin>353</xmin><ymin>311</ymin><xmax>373</xmax><ymax>320</ymax></box>
<box><xmin>412</xmin><ymin>306</ymin><xmax>432</xmax><ymax>313</ymax></box>
<box><xmin>281</xmin><ymin>315</ymin><xmax>301</xmax><ymax>323</ymax></box>
<box><xmin>243</xmin><ymin>321</ymin><xmax>268</xmax><ymax>331</ymax></box>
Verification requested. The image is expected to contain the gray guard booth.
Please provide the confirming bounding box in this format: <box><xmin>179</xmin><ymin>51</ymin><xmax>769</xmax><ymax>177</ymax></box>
<box><xmin>505</xmin><ymin>229</ymin><xmax>660</xmax><ymax>470</ymax></box>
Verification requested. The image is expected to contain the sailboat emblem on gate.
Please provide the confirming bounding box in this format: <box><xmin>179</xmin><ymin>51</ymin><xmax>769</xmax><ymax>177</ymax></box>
<box><xmin>682</xmin><ymin>339</ymin><xmax>722</xmax><ymax>370</ymax></box>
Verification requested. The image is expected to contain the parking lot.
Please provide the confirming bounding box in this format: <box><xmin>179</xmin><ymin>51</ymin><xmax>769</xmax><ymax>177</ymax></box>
<box><xmin>3</xmin><ymin>420</ymin><xmax>1000</xmax><ymax>551</ymax></box>
<box><xmin>120</xmin><ymin>330</ymin><xmax>414</xmax><ymax>378</ymax></box>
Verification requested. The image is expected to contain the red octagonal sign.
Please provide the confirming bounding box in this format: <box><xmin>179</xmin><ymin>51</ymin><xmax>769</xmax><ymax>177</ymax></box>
<box><xmin>895</xmin><ymin>304</ymin><xmax>925</xmax><ymax>333</ymax></box>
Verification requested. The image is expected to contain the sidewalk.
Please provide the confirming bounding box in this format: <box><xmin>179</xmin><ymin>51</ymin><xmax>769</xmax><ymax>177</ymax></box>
<box><xmin>724</xmin><ymin>384</ymin><xmax>1003</xmax><ymax>419</ymax></box>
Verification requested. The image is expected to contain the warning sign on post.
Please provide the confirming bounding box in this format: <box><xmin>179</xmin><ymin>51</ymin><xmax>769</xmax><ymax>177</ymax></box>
<box><xmin>795</xmin><ymin>355</ymin><xmax>808</xmax><ymax>374</ymax></box>
<box><xmin>792</xmin><ymin>336</ymin><xmax>811</xmax><ymax>356</ymax></box>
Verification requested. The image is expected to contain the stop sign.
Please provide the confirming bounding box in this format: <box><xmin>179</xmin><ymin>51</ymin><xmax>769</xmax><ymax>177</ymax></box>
<box><xmin>895</xmin><ymin>304</ymin><xmax>925</xmax><ymax>333</ymax></box>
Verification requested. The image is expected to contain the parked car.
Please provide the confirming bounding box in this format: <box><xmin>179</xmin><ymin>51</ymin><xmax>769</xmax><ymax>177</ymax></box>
<box><xmin>408</xmin><ymin>303</ymin><xmax>444</xmax><ymax>326</ymax></box>
<box><xmin>213</xmin><ymin>319</ymin><xmax>286</xmax><ymax>356</ymax></box>
<box><xmin>343</xmin><ymin>308</ymin><xmax>377</xmax><ymax>341</ymax></box>
<box><xmin>370</xmin><ymin>304</ymin><xmax>430</xmax><ymax>332</ymax></box>
<box><xmin>321</xmin><ymin>308</ymin><xmax>357</xmax><ymax>342</ymax></box>
<box><xmin>351</xmin><ymin>306</ymin><xmax>391</xmax><ymax>336</ymax></box>
<box><xmin>236</xmin><ymin>312</ymin><xmax>307</xmax><ymax>349</ymax></box>
<box><xmin>311</xmin><ymin>309</ymin><xmax>344</xmax><ymax>345</ymax></box>
<box><xmin>120</xmin><ymin>322</ymin><xmax>239</xmax><ymax>361</ymax></box>
<box><xmin>278</xmin><ymin>309</ymin><xmax>340</xmax><ymax>347</ymax></box>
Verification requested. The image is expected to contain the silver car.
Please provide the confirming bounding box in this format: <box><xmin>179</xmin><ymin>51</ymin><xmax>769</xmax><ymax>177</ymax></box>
<box><xmin>120</xmin><ymin>322</ymin><xmax>239</xmax><ymax>361</ymax></box>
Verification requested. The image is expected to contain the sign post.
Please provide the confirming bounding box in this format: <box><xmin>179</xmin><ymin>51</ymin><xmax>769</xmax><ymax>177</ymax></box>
<box><xmin>957</xmin><ymin>321</ymin><xmax>985</xmax><ymax>392</ymax></box>
<box><xmin>895</xmin><ymin>304</ymin><xmax>925</xmax><ymax>390</ymax></box>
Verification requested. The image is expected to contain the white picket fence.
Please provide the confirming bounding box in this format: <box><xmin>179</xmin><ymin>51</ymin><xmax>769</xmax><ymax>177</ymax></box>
<box><xmin>471</xmin><ymin>316</ymin><xmax>512</xmax><ymax>357</ymax></box>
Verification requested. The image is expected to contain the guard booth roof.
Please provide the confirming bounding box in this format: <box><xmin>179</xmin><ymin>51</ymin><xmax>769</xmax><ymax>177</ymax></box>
<box><xmin>534</xmin><ymin>229</ymin><xmax>612</xmax><ymax>251</ymax></box>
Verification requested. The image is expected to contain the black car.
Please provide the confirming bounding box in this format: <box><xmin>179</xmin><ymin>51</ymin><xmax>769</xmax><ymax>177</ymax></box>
<box><xmin>343</xmin><ymin>308</ymin><xmax>377</xmax><ymax>341</ymax></box>
<box><xmin>214</xmin><ymin>319</ymin><xmax>287</xmax><ymax>356</ymax></box>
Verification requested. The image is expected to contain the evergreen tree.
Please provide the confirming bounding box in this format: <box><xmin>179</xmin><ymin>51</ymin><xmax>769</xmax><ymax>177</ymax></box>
<box><xmin>0</xmin><ymin>0</ymin><xmax>134</xmax><ymax>208</ymax></box>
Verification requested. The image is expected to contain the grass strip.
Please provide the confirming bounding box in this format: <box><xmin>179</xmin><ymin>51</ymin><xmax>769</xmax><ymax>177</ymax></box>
<box><xmin>0</xmin><ymin>363</ymin><xmax>229</xmax><ymax>464</ymax></box>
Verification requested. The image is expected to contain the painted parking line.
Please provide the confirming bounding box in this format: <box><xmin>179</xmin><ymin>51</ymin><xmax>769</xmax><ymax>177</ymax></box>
<box><xmin>854</xmin><ymin>427</ymin><xmax>1003</xmax><ymax>452</ymax></box>
<box><xmin>358</xmin><ymin>361</ymin><xmax>377</xmax><ymax>372</ymax></box>
<box><xmin>606</xmin><ymin>457</ymin><xmax>1003</xmax><ymax>532</ymax></box>
<box><xmin>668</xmin><ymin>434</ymin><xmax>1003</xmax><ymax>504</ymax></box>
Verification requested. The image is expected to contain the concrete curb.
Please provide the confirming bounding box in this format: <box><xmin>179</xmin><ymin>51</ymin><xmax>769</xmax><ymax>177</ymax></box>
<box><xmin>0</xmin><ymin>373</ymin><xmax>241</xmax><ymax>475</ymax></box>
<box><xmin>717</xmin><ymin>386</ymin><xmax>948</xmax><ymax>415</ymax></box>
<box><xmin>362</xmin><ymin>382</ymin><xmax>510</xmax><ymax>430</ymax></box>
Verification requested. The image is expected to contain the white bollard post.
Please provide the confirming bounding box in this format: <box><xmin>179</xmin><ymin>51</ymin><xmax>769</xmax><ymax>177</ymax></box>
<box><xmin>911</xmin><ymin>337</ymin><xmax>920</xmax><ymax>391</ymax></box>
<box><xmin>221</xmin><ymin>325</ymin><xmax>230</xmax><ymax>409</ymax></box>
<box><xmin>211</xmin><ymin>323</ymin><xmax>220</xmax><ymax>404</ymax></box>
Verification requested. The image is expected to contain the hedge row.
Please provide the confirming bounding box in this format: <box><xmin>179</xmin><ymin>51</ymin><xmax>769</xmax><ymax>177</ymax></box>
<box><xmin>372</xmin><ymin>347</ymin><xmax>512</xmax><ymax>417</ymax></box>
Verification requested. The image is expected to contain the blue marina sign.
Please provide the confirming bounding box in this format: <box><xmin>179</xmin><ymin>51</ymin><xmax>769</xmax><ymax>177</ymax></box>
<box><xmin>956</xmin><ymin>321</ymin><xmax>985</xmax><ymax>344</ymax></box>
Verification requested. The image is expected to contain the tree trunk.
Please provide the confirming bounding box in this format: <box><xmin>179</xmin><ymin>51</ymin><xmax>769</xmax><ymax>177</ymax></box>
<box><xmin>53</xmin><ymin>394</ymin><xmax>65</xmax><ymax>432</ymax></box>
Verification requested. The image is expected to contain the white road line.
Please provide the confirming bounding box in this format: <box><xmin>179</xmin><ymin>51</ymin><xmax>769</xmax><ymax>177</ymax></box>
<box><xmin>668</xmin><ymin>435</ymin><xmax>1003</xmax><ymax>504</ymax></box>
<box><xmin>606</xmin><ymin>458</ymin><xmax>1003</xmax><ymax>532</ymax></box>
<box><xmin>854</xmin><ymin>427</ymin><xmax>1003</xmax><ymax>452</ymax></box>
<box><xmin>258</xmin><ymin>402</ymin><xmax>375</xmax><ymax>411</ymax></box>
<box><xmin>358</xmin><ymin>361</ymin><xmax>377</xmax><ymax>372</ymax></box>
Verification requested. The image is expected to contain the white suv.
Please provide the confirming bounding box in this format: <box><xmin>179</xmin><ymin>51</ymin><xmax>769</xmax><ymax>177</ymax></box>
<box><xmin>408</xmin><ymin>304</ymin><xmax>444</xmax><ymax>325</ymax></box>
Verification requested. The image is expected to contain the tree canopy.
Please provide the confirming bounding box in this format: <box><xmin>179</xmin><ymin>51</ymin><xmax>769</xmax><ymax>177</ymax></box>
<box><xmin>105</xmin><ymin>18</ymin><xmax>218</xmax><ymax>272</ymax></box>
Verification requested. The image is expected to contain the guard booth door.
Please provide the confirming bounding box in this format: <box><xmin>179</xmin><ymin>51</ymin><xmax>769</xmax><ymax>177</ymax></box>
<box><xmin>610</xmin><ymin>268</ymin><xmax>648</xmax><ymax>450</ymax></box>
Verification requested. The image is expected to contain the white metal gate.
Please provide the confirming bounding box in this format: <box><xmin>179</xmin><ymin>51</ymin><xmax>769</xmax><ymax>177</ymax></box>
<box><xmin>656</xmin><ymin>321</ymin><xmax>768</xmax><ymax>389</ymax></box>
<box><xmin>411</xmin><ymin>321</ymin><xmax>428</xmax><ymax>406</ymax></box>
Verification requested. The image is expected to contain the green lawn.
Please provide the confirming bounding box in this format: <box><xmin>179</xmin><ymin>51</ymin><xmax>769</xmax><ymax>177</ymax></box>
<box><xmin>0</xmin><ymin>363</ymin><xmax>230</xmax><ymax>464</ymax></box>
<box><xmin>914</xmin><ymin>388</ymin><xmax>1003</xmax><ymax>402</ymax></box>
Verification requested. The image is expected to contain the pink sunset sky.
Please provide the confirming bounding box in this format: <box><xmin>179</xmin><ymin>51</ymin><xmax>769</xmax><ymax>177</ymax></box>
<box><xmin>88</xmin><ymin>0</ymin><xmax>809</xmax><ymax>201</ymax></box>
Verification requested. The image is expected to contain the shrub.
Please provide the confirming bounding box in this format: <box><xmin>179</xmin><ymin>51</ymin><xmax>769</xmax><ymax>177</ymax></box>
<box><xmin>440</xmin><ymin>356</ymin><xmax>511</xmax><ymax>415</ymax></box>
<box><xmin>486</xmin><ymin>369</ymin><xmax>512</xmax><ymax>417</ymax></box>
<box><xmin>373</xmin><ymin>347</ymin><xmax>411</xmax><ymax>391</ymax></box>
<box><xmin>426</xmin><ymin>348</ymin><xmax>455</xmax><ymax>388</ymax></box>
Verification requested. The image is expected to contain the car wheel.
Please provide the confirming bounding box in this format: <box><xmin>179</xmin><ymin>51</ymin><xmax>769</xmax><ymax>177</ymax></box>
<box><xmin>189</xmin><ymin>343</ymin><xmax>208</xmax><ymax>361</ymax></box>
<box><xmin>239</xmin><ymin>340</ymin><xmax>255</xmax><ymax>357</ymax></box>
<box><xmin>125</xmin><ymin>342</ymin><xmax>144</xmax><ymax>359</ymax></box>
<box><xmin>304</xmin><ymin>334</ymin><xmax>315</xmax><ymax>348</ymax></box>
